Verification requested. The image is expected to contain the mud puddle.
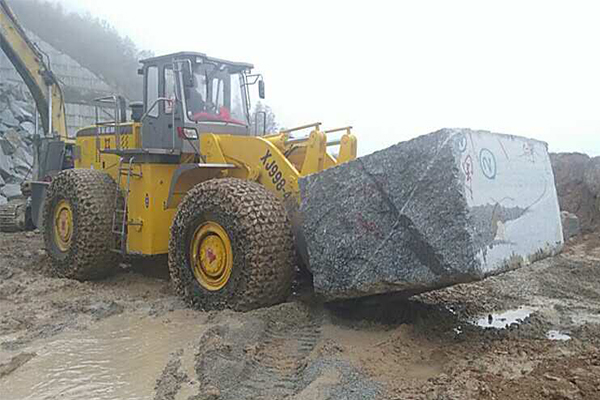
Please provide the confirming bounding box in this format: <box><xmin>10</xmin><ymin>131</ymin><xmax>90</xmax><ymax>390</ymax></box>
<box><xmin>473</xmin><ymin>306</ymin><xmax>536</xmax><ymax>329</ymax></box>
<box><xmin>2</xmin><ymin>309</ymin><xmax>205</xmax><ymax>400</ymax></box>
<box><xmin>546</xmin><ymin>330</ymin><xmax>571</xmax><ymax>341</ymax></box>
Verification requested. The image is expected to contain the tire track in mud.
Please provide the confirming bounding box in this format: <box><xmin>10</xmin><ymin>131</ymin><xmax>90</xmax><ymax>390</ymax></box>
<box><xmin>239</xmin><ymin>318</ymin><xmax>322</xmax><ymax>395</ymax></box>
<box><xmin>193</xmin><ymin>305</ymin><xmax>323</xmax><ymax>400</ymax></box>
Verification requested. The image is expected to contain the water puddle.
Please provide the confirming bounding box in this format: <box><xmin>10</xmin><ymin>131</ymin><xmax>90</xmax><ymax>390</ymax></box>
<box><xmin>2</xmin><ymin>310</ymin><xmax>206</xmax><ymax>400</ymax></box>
<box><xmin>546</xmin><ymin>330</ymin><xmax>571</xmax><ymax>341</ymax></box>
<box><xmin>473</xmin><ymin>306</ymin><xmax>536</xmax><ymax>329</ymax></box>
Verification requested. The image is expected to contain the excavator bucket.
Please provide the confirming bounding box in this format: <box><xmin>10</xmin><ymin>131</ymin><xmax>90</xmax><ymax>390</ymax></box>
<box><xmin>299</xmin><ymin>128</ymin><xmax>564</xmax><ymax>301</ymax></box>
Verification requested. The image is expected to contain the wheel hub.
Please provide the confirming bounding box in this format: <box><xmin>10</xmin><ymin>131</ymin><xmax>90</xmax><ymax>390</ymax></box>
<box><xmin>190</xmin><ymin>222</ymin><xmax>233</xmax><ymax>291</ymax></box>
<box><xmin>53</xmin><ymin>199</ymin><xmax>73</xmax><ymax>252</ymax></box>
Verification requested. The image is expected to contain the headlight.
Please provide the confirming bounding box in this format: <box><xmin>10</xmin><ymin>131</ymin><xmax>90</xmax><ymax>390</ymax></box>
<box><xmin>177</xmin><ymin>127</ymin><xmax>198</xmax><ymax>140</ymax></box>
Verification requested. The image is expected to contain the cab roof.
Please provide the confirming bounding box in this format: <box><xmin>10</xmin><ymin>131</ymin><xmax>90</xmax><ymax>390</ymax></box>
<box><xmin>140</xmin><ymin>51</ymin><xmax>254</xmax><ymax>70</ymax></box>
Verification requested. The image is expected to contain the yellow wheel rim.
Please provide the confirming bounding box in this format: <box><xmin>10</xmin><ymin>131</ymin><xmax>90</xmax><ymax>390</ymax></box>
<box><xmin>53</xmin><ymin>199</ymin><xmax>73</xmax><ymax>252</ymax></box>
<box><xmin>190</xmin><ymin>221</ymin><xmax>233</xmax><ymax>291</ymax></box>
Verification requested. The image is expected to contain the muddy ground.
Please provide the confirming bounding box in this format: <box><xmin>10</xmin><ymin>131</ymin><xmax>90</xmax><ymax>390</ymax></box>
<box><xmin>1</xmin><ymin>231</ymin><xmax>600</xmax><ymax>400</ymax></box>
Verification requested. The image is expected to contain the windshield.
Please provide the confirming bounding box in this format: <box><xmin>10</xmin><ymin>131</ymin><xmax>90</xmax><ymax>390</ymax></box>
<box><xmin>184</xmin><ymin>63</ymin><xmax>248</xmax><ymax>125</ymax></box>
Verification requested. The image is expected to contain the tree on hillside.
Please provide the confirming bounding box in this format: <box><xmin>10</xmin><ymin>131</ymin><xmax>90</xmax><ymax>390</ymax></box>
<box><xmin>9</xmin><ymin>0</ymin><xmax>151</xmax><ymax>100</ymax></box>
<box><xmin>250</xmin><ymin>102</ymin><xmax>279</xmax><ymax>135</ymax></box>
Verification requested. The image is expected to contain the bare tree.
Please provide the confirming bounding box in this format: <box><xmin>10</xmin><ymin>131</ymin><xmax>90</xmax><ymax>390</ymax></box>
<box><xmin>249</xmin><ymin>102</ymin><xmax>279</xmax><ymax>135</ymax></box>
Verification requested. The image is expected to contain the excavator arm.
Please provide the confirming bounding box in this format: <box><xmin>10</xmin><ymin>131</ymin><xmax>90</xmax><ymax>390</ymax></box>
<box><xmin>0</xmin><ymin>0</ymin><xmax>67</xmax><ymax>140</ymax></box>
<box><xmin>0</xmin><ymin>0</ymin><xmax>70</xmax><ymax>231</ymax></box>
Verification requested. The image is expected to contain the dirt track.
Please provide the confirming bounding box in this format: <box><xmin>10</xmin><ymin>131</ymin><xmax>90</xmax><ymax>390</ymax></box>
<box><xmin>1</xmin><ymin>231</ymin><xmax>600</xmax><ymax>400</ymax></box>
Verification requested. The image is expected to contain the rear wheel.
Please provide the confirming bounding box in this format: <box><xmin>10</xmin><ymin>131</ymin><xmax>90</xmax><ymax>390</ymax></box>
<box><xmin>43</xmin><ymin>169</ymin><xmax>120</xmax><ymax>280</ymax></box>
<box><xmin>168</xmin><ymin>178</ymin><xmax>295</xmax><ymax>311</ymax></box>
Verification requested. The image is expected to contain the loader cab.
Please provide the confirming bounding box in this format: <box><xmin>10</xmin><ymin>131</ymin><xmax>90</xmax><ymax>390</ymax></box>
<box><xmin>139</xmin><ymin>52</ymin><xmax>255</xmax><ymax>153</ymax></box>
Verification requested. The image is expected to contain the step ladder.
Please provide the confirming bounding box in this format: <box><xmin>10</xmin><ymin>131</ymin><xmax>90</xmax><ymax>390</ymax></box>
<box><xmin>112</xmin><ymin>157</ymin><xmax>142</xmax><ymax>255</ymax></box>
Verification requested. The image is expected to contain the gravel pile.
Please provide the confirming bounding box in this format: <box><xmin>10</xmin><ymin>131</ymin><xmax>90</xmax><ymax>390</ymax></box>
<box><xmin>0</xmin><ymin>82</ymin><xmax>38</xmax><ymax>205</ymax></box>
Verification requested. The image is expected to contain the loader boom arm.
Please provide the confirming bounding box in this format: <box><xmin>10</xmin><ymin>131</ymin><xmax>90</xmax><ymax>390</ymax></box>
<box><xmin>0</xmin><ymin>0</ymin><xmax>67</xmax><ymax>139</ymax></box>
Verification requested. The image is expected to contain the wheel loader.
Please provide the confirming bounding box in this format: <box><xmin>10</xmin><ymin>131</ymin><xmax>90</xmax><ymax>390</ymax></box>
<box><xmin>49</xmin><ymin>51</ymin><xmax>356</xmax><ymax>310</ymax></box>
<box><xmin>0</xmin><ymin>0</ymin><xmax>356</xmax><ymax>310</ymax></box>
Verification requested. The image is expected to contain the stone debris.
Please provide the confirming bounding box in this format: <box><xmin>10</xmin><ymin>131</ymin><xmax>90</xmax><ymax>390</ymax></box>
<box><xmin>0</xmin><ymin>83</ymin><xmax>38</xmax><ymax>204</ymax></box>
<box><xmin>299</xmin><ymin>128</ymin><xmax>564</xmax><ymax>301</ymax></box>
<box><xmin>560</xmin><ymin>211</ymin><xmax>580</xmax><ymax>241</ymax></box>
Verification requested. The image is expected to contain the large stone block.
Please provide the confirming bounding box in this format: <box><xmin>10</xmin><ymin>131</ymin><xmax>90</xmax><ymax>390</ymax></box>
<box><xmin>0</xmin><ymin>152</ymin><xmax>14</xmax><ymax>180</ymax></box>
<box><xmin>0</xmin><ymin>183</ymin><xmax>21</xmax><ymax>200</ymax></box>
<box><xmin>299</xmin><ymin>129</ymin><xmax>564</xmax><ymax>301</ymax></box>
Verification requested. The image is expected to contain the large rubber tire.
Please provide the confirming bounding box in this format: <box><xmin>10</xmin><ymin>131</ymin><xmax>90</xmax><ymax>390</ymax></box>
<box><xmin>43</xmin><ymin>169</ymin><xmax>120</xmax><ymax>280</ymax></box>
<box><xmin>168</xmin><ymin>178</ymin><xmax>295</xmax><ymax>311</ymax></box>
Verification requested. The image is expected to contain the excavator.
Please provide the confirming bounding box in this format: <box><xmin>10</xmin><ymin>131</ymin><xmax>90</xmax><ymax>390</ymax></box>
<box><xmin>0</xmin><ymin>0</ymin><xmax>73</xmax><ymax>231</ymax></box>
<box><xmin>0</xmin><ymin>0</ymin><xmax>357</xmax><ymax>310</ymax></box>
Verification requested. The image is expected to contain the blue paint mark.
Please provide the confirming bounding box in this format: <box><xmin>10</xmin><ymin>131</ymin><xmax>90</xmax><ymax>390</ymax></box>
<box><xmin>479</xmin><ymin>148</ymin><xmax>497</xmax><ymax>179</ymax></box>
<box><xmin>456</xmin><ymin>134</ymin><xmax>467</xmax><ymax>152</ymax></box>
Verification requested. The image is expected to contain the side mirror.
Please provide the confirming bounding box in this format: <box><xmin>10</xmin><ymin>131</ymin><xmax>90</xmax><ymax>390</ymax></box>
<box><xmin>258</xmin><ymin>80</ymin><xmax>265</xmax><ymax>99</ymax></box>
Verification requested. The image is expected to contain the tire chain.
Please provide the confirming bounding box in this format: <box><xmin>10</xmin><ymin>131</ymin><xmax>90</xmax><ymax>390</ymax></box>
<box><xmin>43</xmin><ymin>169</ymin><xmax>121</xmax><ymax>280</ymax></box>
<box><xmin>168</xmin><ymin>178</ymin><xmax>295</xmax><ymax>311</ymax></box>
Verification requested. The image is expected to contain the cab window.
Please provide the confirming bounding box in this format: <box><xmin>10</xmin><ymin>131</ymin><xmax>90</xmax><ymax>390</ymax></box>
<box><xmin>164</xmin><ymin>66</ymin><xmax>175</xmax><ymax>114</ymax></box>
<box><xmin>146</xmin><ymin>65</ymin><xmax>159</xmax><ymax>117</ymax></box>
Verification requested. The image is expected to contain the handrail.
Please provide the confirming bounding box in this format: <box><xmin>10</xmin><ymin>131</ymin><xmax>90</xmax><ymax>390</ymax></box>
<box><xmin>324</xmin><ymin>126</ymin><xmax>352</xmax><ymax>134</ymax></box>
<box><xmin>141</xmin><ymin>97</ymin><xmax>171</xmax><ymax>122</ymax></box>
<box><xmin>280</xmin><ymin>122</ymin><xmax>321</xmax><ymax>135</ymax></box>
<box><xmin>94</xmin><ymin>95</ymin><xmax>124</xmax><ymax>151</ymax></box>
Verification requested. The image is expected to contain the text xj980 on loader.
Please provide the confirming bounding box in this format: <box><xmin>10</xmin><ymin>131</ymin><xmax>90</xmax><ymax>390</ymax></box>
<box><xmin>44</xmin><ymin>53</ymin><xmax>357</xmax><ymax>311</ymax></box>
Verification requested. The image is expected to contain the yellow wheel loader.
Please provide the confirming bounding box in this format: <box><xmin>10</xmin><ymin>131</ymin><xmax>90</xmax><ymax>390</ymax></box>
<box><xmin>0</xmin><ymin>0</ymin><xmax>356</xmax><ymax>310</ymax></box>
<box><xmin>1</xmin><ymin>1</ymin><xmax>566</xmax><ymax>310</ymax></box>
<box><xmin>45</xmin><ymin>52</ymin><xmax>356</xmax><ymax>310</ymax></box>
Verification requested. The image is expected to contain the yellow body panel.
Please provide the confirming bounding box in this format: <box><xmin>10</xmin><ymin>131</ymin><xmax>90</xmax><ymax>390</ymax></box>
<box><xmin>201</xmin><ymin>134</ymin><xmax>300</xmax><ymax>201</ymax></box>
<box><xmin>126</xmin><ymin>163</ymin><xmax>178</xmax><ymax>255</ymax></box>
<box><xmin>74</xmin><ymin>123</ymin><xmax>142</xmax><ymax>180</ymax></box>
<box><xmin>73</xmin><ymin>122</ymin><xmax>357</xmax><ymax>256</ymax></box>
<box><xmin>75</xmin><ymin>123</ymin><xmax>178</xmax><ymax>255</ymax></box>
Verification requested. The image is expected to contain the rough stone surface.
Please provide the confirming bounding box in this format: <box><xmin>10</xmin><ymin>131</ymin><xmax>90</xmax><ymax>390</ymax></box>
<box><xmin>550</xmin><ymin>153</ymin><xmax>600</xmax><ymax>232</ymax></box>
<box><xmin>583</xmin><ymin>156</ymin><xmax>600</xmax><ymax>197</ymax></box>
<box><xmin>0</xmin><ymin>84</ymin><xmax>38</xmax><ymax>198</ymax></box>
<box><xmin>1</xmin><ymin>184</ymin><xmax>22</xmax><ymax>200</ymax></box>
<box><xmin>560</xmin><ymin>211</ymin><xmax>580</xmax><ymax>241</ymax></box>
<box><xmin>299</xmin><ymin>128</ymin><xmax>564</xmax><ymax>301</ymax></box>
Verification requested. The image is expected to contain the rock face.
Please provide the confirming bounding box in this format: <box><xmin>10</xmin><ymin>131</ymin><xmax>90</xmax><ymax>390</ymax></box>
<box><xmin>550</xmin><ymin>153</ymin><xmax>599</xmax><ymax>232</ymax></box>
<box><xmin>584</xmin><ymin>156</ymin><xmax>600</xmax><ymax>197</ymax></box>
<box><xmin>0</xmin><ymin>83</ymin><xmax>38</xmax><ymax>204</ymax></box>
<box><xmin>0</xmin><ymin>29</ymin><xmax>119</xmax><ymax>205</ymax></box>
<box><xmin>299</xmin><ymin>129</ymin><xmax>564</xmax><ymax>301</ymax></box>
<box><xmin>560</xmin><ymin>211</ymin><xmax>580</xmax><ymax>241</ymax></box>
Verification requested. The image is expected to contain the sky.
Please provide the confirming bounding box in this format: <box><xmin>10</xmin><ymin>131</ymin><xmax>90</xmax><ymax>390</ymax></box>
<box><xmin>51</xmin><ymin>0</ymin><xmax>600</xmax><ymax>156</ymax></box>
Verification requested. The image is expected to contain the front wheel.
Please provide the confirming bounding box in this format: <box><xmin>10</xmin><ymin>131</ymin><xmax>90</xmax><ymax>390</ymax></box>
<box><xmin>168</xmin><ymin>178</ymin><xmax>295</xmax><ymax>311</ymax></box>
